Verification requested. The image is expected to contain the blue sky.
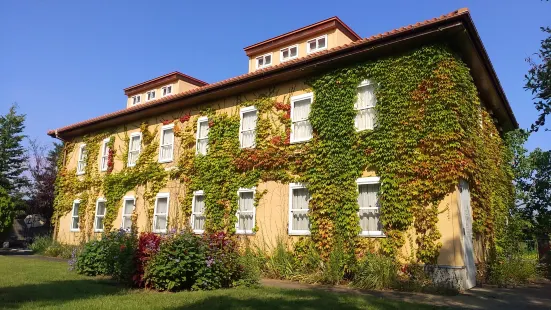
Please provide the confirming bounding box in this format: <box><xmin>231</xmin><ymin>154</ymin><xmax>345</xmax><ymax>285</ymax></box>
<box><xmin>1</xmin><ymin>0</ymin><xmax>549</xmax><ymax>151</ymax></box>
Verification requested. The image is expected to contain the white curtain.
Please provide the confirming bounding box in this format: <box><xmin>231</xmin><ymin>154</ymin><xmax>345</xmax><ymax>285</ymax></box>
<box><xmin>122</xmin><ymin>199</ymin><xmax>134</xmax><ymax>229</ymax></box>
<box><xmin>238</xmin><ymin>191</ymin><xmax>254</xmax><ymax>231</ymax></box>
<box><xmin>100</xmin><ymin>142</ymin><xmax>109</xmax><ymax>171</ymax></box>
<box><xmin>292</xmin><ymin>188</ymin><xmax>309</xmax><ymax>231</ymax></box>
<box><xmin>77</xmin><ymin>147</ymin><xmax>87</xmax><ymax>173</ymax></box>
<box><xmin>160</xmin><ymin>128</ymin><xmax>174</xmax><ymax>160</ymax></box>
<box><xmin>241</xmin><ymin>111</ymin><xmax>257</xmax><ymax>148</ymax></box>
<box><xmin>95</xmin><ymin>201</ymin><xmax>105</xmax><ymax>230</ymax></box>
<box><xmin>292</xmin><ymin>98</ymin><xmax>312</xmax><ymax>141</ymax></box>
<box><xmin>154</xmin><ymin>198</ymin><xmax>168</xmax><ymax>231</ymax></box>
<box><xmin>358</xmin><ymin>183</ymin><xmax>381</xmax><ymax>233</ymax></box>
<box><xmin>128</xmin><ymin>135</ymin><xmax>141</xmax><ymax>165</ymax></box>
<box><xmin>197</xmin><ymin>121</ymin><xmax>209</xmax><ymax>155</ymax></box>
<box><xmin>72</xmin><ymin>203</ymin><xmax>79</xmax><ymax>229</ymax></box>
<box><xmin>193</xmin><ymin>195</ymin><xmax>205</xmax><ymax>230</ymax></box>
<box><xmin>355</xmin><ymin>84</ymin><xmax>376</xmax><ymax>130</ymax></box>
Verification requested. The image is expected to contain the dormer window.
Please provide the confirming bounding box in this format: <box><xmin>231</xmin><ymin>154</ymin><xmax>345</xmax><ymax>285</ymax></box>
<box><xmin>147</xmin><ymin>90</ymin><xmax>156</xmax><ymax>101</ymax></box>
<box><xmin>132</xmin><ymin>95</ymin><xmax>141</xmax><ymax>105</ymax></box>
<box><xmin>280</xmin><ymin>45</ymin><xmax>298</xmax><ymax>62</ymax></box>
<box><xmin>162</xmin><ymin>85</ymin><xmax>172</xmax><ymax>96</ymax></box>
<box><xmin>307</xmin><ymin>35</ymin><xmax>327</xmax><ymax>54</ymax></box>
<box><xmin>256</xmin><ymin>53</ymin><xmax>272</xmax><ymax>69</ymax></box>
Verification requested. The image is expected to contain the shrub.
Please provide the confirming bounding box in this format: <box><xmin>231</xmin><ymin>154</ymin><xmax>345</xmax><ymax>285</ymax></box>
<box><xmin>194</xmin><ymin>232</ymin><xmax>242</xmax><ymax>290</ymax></box>
<box><xmin>29</xmin><ymin>235</ymin><xmax>54</xmax><ymax>254</ymax></box>
<box><xmin>488</xmin><ymin>255</ymin><xmax>539</xmax><ymax>286</ymax></box>
<box><xmin>352</xmin><ymin>254</ymin><xmax>398</xmax><ymax>290</ymax></box>
<box><xmin>76</xmin><ymin>238</ymin><xmax>110</xmax><ymax>276</ymax></box>
<box><xmin>236</xmin><ymin>246</ymin><xmax>263</xmax><ymax>287</ymax></box>
<box><xmin>133</xmin><ymin>232</ymin><xmax>163</xmax><ymax>287</ymax></box>
<box><xmin>264</xmin><ymin>238</ymin><xmax>297</xmax><ymax>280</ymax></box>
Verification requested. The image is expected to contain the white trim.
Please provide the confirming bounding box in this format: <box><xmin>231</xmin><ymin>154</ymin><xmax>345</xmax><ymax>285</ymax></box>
<box><xmin>239</xmin><ymin>106</ymin><xmax>257</xmax><ymax>149</ymax></box>
<box><xmin>235</xmin><ymin>187</ymin><xmax>256</xmax><ymax>235</ymax></box>
<box><xmin>132</xmin><ymin>95</ymin><xmax>141</xmax><ymax>105</ymax></box>
<box><xmin>356</xmin><ymin>177</ymin><xmax>385</xmax><ymax>237</ymax></box>
<box><xmin>158</xmin><ymin>123</ymin><xmax>175</xmax><ymax>163</ymax></box>
<box><xmin>162</xmin><ymin>85</ymin><xmax>173</xmax><ymax>97</ymax></box>
<box><xmin>290</xmin><ymin>92</ymin><xmax>313</xmax><ymax>144</ymax></box>
<box><xmin>280</xmin><ymin>44</ymin><xmax>299</xmax><ymax>62</ymax></box>
<box><xmin>94</xmin><ymin>198</ymin><xmax>106</xmax><ymax>232</ymax></box>
<box><xmin>255</xmin><ymin>53</ymin><xmax>272</xmax><ymax>70</ymax></box>
<box><xmin>76</xmin><ymin>144</ymin><xmax>86</xmax><ymax>175</ymax></box>
<box><xmin>70</xmin><ymin>199</ymin><xmax>80</xmax><ymax>232</ymax></box>
<box><xmin>121</xmin><ymin>196</ymin><xmax>135</xmax><ymax>230</ymax></box>
<box><xmin>288</xmin><ymin>183</ymin><xmax>310</xmax><ymax>236</ymax></box>
<box><xmin>127</xmin><ymin>132</ymin><xmax>142</xmax><ymax>167</ymax></box>
<box><xmin>355</xmin><ymin>80</ymin><xmax>376</xmax><ymax>132</ymax></box>
<box><xmin>191</xmin><ymin>190</ymin><xmax>205</xmax><ymax>234</ymax></box>
<box><xmin>196</xmin><ymin>117</ymin><xmax>209</xmax><ymax>155</ymax></box>
<box><xmin>146</xmin><ymin>90</ymin><xmax>156</xmax><ymax>102</ymax></box>
<box><xmin>153</xmin><ymin>193</ymin><xmax>170</xmax><ymax>233</ymax></box>
<box><xmin>100</xmin><ymin>138</ymin><xmax>110</xmax><ymax>172</ymax></box>
<box><xmin>306</xmin><ymin>34</ymin><xmax>328</xmax><ymax>54</ymax></box>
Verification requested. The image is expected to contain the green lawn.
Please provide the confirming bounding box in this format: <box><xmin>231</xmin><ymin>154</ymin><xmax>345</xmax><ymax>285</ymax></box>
<box><xmin>0</xmin><ymin>256</ymin><xmax>436</xmax><ymax>309</ymax></box>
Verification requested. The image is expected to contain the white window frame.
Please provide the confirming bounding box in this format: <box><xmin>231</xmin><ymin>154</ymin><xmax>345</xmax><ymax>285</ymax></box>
<box><xmin>355</xmin><ymin>80</ymin><xmax>377</xmax><ymax>131</ymax></box>
<box><xmin>76</xmin><ymin>144</ymin><xmax>86</xmax><ymax>175</ymax></box>
<box><xmin>239</xmin><ymin>106</ymin><xmax>257</xmax><ymax>149</ymax></box>
<box><xmin>100</xmin><ymin>138</ymin><xmax>110</xmax><ymax>172</ymax></box>
<box><xmin>288</xmin><ymin>183</ymin><xmax>310</xmax><ymax>236</ymax></box>
<box><xmin>196</xmin><ymin>116</ymin><xmax>209</xmax><ymax>155</ymax></box>
<box><xmin>146</xmin><ymin>90</ymin><xmax>156</xmax><ymax>101</ymax></box>
<box><xmin>356</xmin><ymin>177</ymin><xmax>384</xmax><ymax>237</ymax></box>
<box><xmin>256</xmin><ymin>53</ymin><xmax>272</xmax><ymax>70</ymax></box>
<box><xmin>290</xmin><ymin>92</ymin><xmax>313</xmax><ymax>144</ymax></box>
<box><xmin>191</xmin><ymin>190</ymin><xmax>205</xmax><ymax>234</ymax></box>
<box><xmin>94</xmin><ymin>198</ymin><xmax>106</xmax><ymax>232</ymax></box>
<box><xmin>121</xmin><ymin>196</ymin><xmax>135</xmax><ymax>230</ymax></box>
<box><xmin>306</xmin><ymin>34</ymin><xmax>328</xmax><ymax>54</ymax></box>
<box><xmin>280</xmin><ymin>44</ymin><xmax>299</xmax><ymax>62</ymax></box>
<box><xmin>235</xmin><ymin>188</ymin><xmax>256</xmax><ymax>235</ymax></box>
<box><xmin>153</xmin><ymin>193</ymin><xmax>170</xmax><ymax>233</ymax></box>
<box><xmin>132</xmin><ymin>95</ymin><xmax>141</xmax><ymax>105</ymax></box>
<box><xmin>70</xmin><ymin>199</ymin><xmax>80</xmax><ymax>232</ymax></box>
<box><xmin>162</xmin><ymin>85</ymin><xmax>172</xmax><ymax>97</ymax></box>
<box><xmin>127</xmin><ymin>132</ymin><xmax>142</xmax><ymax>167</ymax></box>
<box><xmin>158</xmin><ymin>124</ymin><xmax>174</xmax><ymax>163</ymax></box>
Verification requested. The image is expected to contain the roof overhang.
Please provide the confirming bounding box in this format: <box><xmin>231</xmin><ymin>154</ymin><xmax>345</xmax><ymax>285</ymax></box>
<box><xmin>123</xmin><ymin>71</ymin><xmax>208</xmax><ymax>96</ymax></box>
<box><xmin>48</xmin><ymin>9</ymin><xmax>518</xmax><ymax>140</ymax></box>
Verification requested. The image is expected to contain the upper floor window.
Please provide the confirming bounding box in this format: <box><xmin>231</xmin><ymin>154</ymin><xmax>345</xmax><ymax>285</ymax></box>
<box><xmin>290</xmin><ymin>93</ymin><xmax>313</xmax><ymax>143</ymax></box>
<box><xmin>127</xmin><ymin>133</ymin><xmax>142</xmax><ymax>167</ymax></box>
<box><xmin>256</xmin><ymin>53</ymin><xmax>272</xmax><ymax>70</ymax></box>
<box><xmin>100</xmin><ymin>138</ymin><xmax>110</xmax><ymax>172</ymax></box>
<box><xmin>77</xmin><ymin>144</ymin><xmax>86</xmax><ymax>175</ymax></box>
<box><xmin>121</xmin><ymin>196</ymin><xmax>134</xmax><ymax>230</ymax></box>
<box><xmin>147</xmin><ymin>90</ymin><xmax>156</xmax><ymax>101</ymax></box>
<box><xmin>94</xmin><ymin>198</ymin><xmax>106</xmax><ymax>232</ymax></box>
<box><xmin>236</xmin><ymin>188</ymin><xmax>255</xmax><ymax>234</ymax></box>
<box><xmin>307</xmin><ymin>35</ymin><xmax>327</xmax><ymax>54</ymax></box>
<box><xmin>355</xmin><ymin>80</ymin><xmax>377</xmax><ymax>131</ymax></box>
<box><xmin>196</xmin><ymin>117</ymin><xmax>209</xmax><ymax>155</ymax></box>
<box><xmin>70</xmin><ymin>200</ymin><xmax>80</xmax><ymax>231</ymax></box>
<box><xmin>240</xmin><ymin>106</ymin><xmax>257</xmax><ymax>148</ymax></box>
<box><xmin>162</xmin><ymin>85</ymin><xmax>172</xmax><ymax>96</ymax></box>
<box><xmin>159</xmin><ymin>124</ymin><xmax>174</xmax><ymax>163</ymax></box>
<box><xmin>280</xmin><ymin>45</ymin><xmax>298</xmax><ymax>62</ymax></box>
<box><xmin>191</xmin><ymin>191</ymin><xmax>205</xmax><ymax>234</ymax></box>
<box><xmin>153</xmin><ymin>193</ymin><xmax>169</xmax><ymax>233</ymax></box>
<box><xmin>132</xmin><ymin>95</ymin><xmax>141</xmax><ymax>105</ymax></box>
<box><xmin>288</xmin><ymin>183</ymin><xmax>310</xmax><ymax>235</ymax></box>
<box><xmin>357</xmin><ymin>177</ymin><xmax>383</xmax><ymax>236</ymax></box>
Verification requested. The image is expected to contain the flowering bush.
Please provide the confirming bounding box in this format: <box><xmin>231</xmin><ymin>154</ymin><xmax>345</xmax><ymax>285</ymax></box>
<box><xmin>133</xmin><ymin>232</ymin><xmax>162</xmax><ymax>287</ymax></box>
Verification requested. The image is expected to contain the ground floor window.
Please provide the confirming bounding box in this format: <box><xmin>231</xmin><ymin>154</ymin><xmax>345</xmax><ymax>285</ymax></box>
<box><xmin>236</xmin><ymin>188</ymin><xmax>255</xmax><ymax>234</ymax></box>
<box><xmin>71</xmin><ymin>200</ymin><xmax>80</xmax><ymax>231</ymax></box>
<box><xmin>153</xmin><ymin>193</ymin><xmax>169</xmax><ymax>233</ymax></box>
<box><xmin>288</xmin><ymin>183</ymin><xmax>310</xmax><ymax>235</ymax></box>
<box><xmin>357</xmin><ymin>177</ymin><xmax>383</xmax><ymax>236</ymax></box>
<box><xmin>94</xmin><ymin>198</ymin><xmax>106</xmax><ymax>232</ymax></box>
<box><xmin>122</xmin><ymin>196</ymin><xmax>135</xmax><ymax>230</ymax></box>
<box><xmin>191</xmin><ymin>191</ymin><xmax>205</xmax><ymax>234</ymax></box>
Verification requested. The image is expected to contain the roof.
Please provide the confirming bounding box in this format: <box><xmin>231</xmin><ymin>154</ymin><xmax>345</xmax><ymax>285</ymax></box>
<box><xmin>48</xmin><ymin>8</ymin><xmax>518</xmax><ymax>139</ymax></box>
<box><xmin>123</xmin><ymin>71</ymin><xmax>208</xmax><ymax>96</ymax></box>
<box><xmin>243</xmin><ymin>16</ymin><xmax>362</xmax><ymax>57</ymax></box>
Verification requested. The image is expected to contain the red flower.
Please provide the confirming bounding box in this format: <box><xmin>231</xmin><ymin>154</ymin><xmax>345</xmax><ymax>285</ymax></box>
<box><xmin>208</xmin><ymin>120</ymin><xmax>214</xmax><ymax>128</ymax></box>
<box><xmin>120</xmin><ymin>244</ymin><xmax>126</xmax><ymax>251</ymax></box>
<box><xmin>162</xmin><ymin>119</ymin><xmax>172</xmax><ymax>125</ymax></box>
<box><xmin>179</xmin><ymin>114</ymin><xmax>191</xmax><ymax>123</ymax></box>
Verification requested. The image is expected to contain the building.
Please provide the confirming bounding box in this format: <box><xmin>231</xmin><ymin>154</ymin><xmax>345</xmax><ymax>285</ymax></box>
<box><xmin>48</xmin><ymin>8</ymin><xmax>517</xmax><ymax>290</ymax></box>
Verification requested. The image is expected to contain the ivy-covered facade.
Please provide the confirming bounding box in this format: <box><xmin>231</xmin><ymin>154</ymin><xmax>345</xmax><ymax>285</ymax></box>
<box><xmin>49</xmin><ymin>10</ymin><xmax>517</xmax><ymax>290</ymax></box>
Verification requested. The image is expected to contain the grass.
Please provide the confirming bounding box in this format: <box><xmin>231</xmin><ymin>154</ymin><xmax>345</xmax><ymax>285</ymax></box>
<box><xmin>0</xmin><ymin>256</ymin><xmax>438</xmax><ymax>310</ymax></box>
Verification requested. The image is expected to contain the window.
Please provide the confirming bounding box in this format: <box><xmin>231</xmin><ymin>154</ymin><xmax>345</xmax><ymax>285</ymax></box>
<box><xmin>121</xmin><ymin>196</ymin><xmax>135</xmax><ymax>230</ymax></box>
<box><xmin>280</xmin><ymin>45</ymin><xmax>298</xmax><ymax>62</ymax></box>
<box><xmin>236</xmin><ymin>188</ymin><xmax>255</xmax><ymax>234</ymax></box>
<box><xmin>100</xmin><ymin>138</ymin><xmax>110</xmax><ymax>172</ymax></box>
<box><xmin>290</xmin><ymin>93</ymin><xmax>313</xmax><ymax>143</ymax></box>
<box><xmin>355</xmin><ymin>80</ymin><xmax>377</xmax><ymax>131</ymax></box>
<box><xmin>162</xmin><ymin>85</ymin><xmax>172</xmax><ymax>96</ymax></box>
<box><xmin>357</xmin><ymin>177</ymin><xmax>383</xmax><ymax>236</ymax></box>
<box><xmin>307</xmin><ymin>35</ymin><xmax>327</xmax><ymax>54</ymax></box>
<box><xmin>239</xmin><ymin>106</ymin><xmax>257</xmax><ymax>148</ymax></box>
<box><xmin>147</xmin><ymin>90</ymin><xmax>156</xmax><ymax>101</ymax></box>
<box><xmin>77</xmin><ymin>144</ymin><xmax>87</xmax><ymax>175</ymax></box>
<box><xmin>94</xmin><ymin>198</ymin><xmax>106</xmax><ymax>232</ymax></box>
<box><xmin>288</xmin><ymin>183</ymin><xmax>310</xmax><ymax>235</ymax></box>
<box><xmin>132</xmin><ymin>95</ymin><xmax>141</xmax><ymax>105</ymax></box>
<box><xmin>153</xmin><ymin>193</ymin><xmax>170</xmax><ymax>233</ymax></box>
<box><xmin>159</xmin><ymin>124</ymin><xmax>174</xmax><ymax>163</ymax></box>
<box><xmin>127</xmin><ymin>133</ymin><xmax>142</xmax><ymax>167</ymax></box>
<box><xmin>191</xmin><ymin>191</ymin><xmax>205</xmax><ymax>234</ymax></box>
<box><xmin>196</xmin><ymin>117</ymin><xmax>209</xmax><ymax>155</ymax></box>
<box><xmin>256</xmin><ymin>53</ymin><xmax>272</xmax><ymax>69</ymax></box>
<box><xmin>70</xmin><ymin>200</ymin><xmax>80</xmax><ymax>231</ymax></box>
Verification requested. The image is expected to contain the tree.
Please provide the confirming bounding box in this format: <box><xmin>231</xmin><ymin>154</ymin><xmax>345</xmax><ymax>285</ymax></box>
<box><xmin>26</xmin><ymin>140</ymin><xmax>62</xmax><ymax>220</ymax></box>
<box><xmin>525</xmin><ymin>26</ymin><xmax>551</xmax><ymax>132</ymax></box>
<box><xmin>0</xmin><ymin>186</ymin><xmax>15</xmax><ymax>235</ymax></box>
<box><xmin>0</xmin><ymin>104</ymin><xmax>28</xmax><ymax>193</ymax></box>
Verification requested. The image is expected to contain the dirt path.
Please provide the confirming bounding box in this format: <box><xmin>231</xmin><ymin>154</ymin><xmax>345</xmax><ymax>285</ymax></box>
<box><xmin>261</xmin><ymin>278</ymin><xmax>551</xmax><ymax>309</ymax></box>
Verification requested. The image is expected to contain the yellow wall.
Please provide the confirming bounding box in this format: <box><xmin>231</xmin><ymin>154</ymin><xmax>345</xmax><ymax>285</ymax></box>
<box><xmin>125</xmin><ymin>80</ymin><xmax>202</xmax><ymax>108</ymax></box>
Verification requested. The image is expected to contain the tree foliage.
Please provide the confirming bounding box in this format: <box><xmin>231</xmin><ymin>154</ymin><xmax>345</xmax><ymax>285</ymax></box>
<box><xmin>0</xmin><ymin>104</ymin><xmax>28</xmax><ymax>193</ymax></box>
<box><xmin>526</xmin><ymin>26</ymin><xmax>551</xmax><ymax>132</ymax></box>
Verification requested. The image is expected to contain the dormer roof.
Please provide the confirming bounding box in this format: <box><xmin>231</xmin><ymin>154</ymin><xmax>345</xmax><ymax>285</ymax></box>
<box><xmin>123</xmin><ymin>71</ymin><xmax>208</xmax><ymax>96</ymax></box>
